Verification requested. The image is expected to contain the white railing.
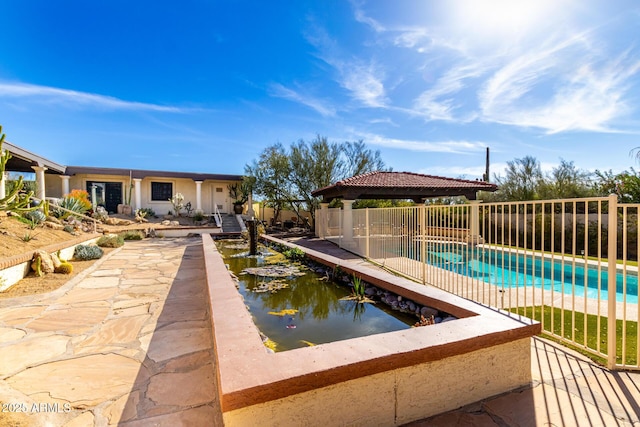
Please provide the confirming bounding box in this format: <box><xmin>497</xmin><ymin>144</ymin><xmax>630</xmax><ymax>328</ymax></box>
<box><xmin>318</xmin><ymin>195</ymin><xmax>640</xmax><ymax>370</ymax></box>
<box><xmin>213</xmin><ymin>204</ymin><xmax>222</xmax><ymax>228</ymax></box>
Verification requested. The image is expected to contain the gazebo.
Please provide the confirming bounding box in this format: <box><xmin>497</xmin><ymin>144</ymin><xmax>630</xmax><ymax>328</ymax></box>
<box><xmin>311</xmin><ymin>171</ymin><xmax>498</xmax><ymax>245</ymax></box>
<box><xmin>311</xmin><ymin>171</ymin><xmax>497</xmax><ymax>202</ymax></box>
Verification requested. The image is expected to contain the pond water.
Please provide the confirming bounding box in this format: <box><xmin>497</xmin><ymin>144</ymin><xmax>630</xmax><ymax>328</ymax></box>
<box><xmin>217</xmin><ymin>240</ymin><xmax>416</xmax><ymax>352</ymax></box>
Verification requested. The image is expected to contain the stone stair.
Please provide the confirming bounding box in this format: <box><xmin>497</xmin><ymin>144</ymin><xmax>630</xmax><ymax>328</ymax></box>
<box><xmin>221</xmin><ymin>214</ymin><xmax>242</xmax><ymax>233</ymax></box>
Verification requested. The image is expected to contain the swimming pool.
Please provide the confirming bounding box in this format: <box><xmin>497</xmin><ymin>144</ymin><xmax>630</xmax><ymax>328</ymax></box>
<box><xmin>424</xmin><ymin>244</ymin><xmax>639</xmax><ymax>304</ymax></box>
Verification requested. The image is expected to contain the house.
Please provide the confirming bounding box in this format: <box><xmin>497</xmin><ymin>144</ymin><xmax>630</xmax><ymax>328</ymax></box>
<box><xmin>1</xmin><ymin>140</ymin><xmax>243</xmax><ymax>215</ymax></box>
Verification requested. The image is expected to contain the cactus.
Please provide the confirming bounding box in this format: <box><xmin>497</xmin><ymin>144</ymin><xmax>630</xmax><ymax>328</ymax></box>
<box><xmin>33</xmin><ymin>257</ymin><xmax>43</xmax><ymax>277</ymax></box>
<box><xmin>73</xmin><ymin>244</ymin><xmax>104</xmax><ymax>260</ymax></box>
<box><xmin>55</xmin><ymin>262</ymin><xmax>73</xmax><ymax>274</ymax></box>
<box><xmin>0</xmin><ymin>125</ymin><xmax>45</xmax><ymax>214</ymax></box>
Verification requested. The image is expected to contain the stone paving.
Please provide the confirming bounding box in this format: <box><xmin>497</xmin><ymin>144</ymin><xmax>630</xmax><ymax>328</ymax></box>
<box><xmin>1</xmin><ymin>235</ymin><xmax>640</xmax><ymax>426</ymax></box>
<box><xmin>0</xmin><ymin>237</ymin><xmax>223</xmax><ymax>427</ymax></box>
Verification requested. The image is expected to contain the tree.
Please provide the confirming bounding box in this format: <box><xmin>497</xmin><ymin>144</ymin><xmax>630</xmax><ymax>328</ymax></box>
<box><xmin>594</xmin><ymin>168</ymin><xmax>640</xmax><ymax>202</ymax></box>
<box><xmin>493</xmin><ymin>156</ymin><xmax>543</xmax><ymax>201</ymax></box>
<box><xmin>539</xmin><ymin>159</ymin><xmax>595</xmax><ymax>199</ymax></box>
<box><xmin>245</xmin><ymin>143</ymin><xmax>292</xmax><ymax>223</ymax></box>
<box><xmin>247</xmin><ymin>136</ymin><xmax>386</xmax><ymax>229</ymax></box>
<box><xmin>289</xmin><ymin>136</ymin><xmax>342</xmax><ymax>225</ymax></box>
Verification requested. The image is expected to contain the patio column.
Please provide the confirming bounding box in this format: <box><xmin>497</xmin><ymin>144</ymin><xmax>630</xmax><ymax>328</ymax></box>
<box><xmin>468</xmin><ymin>200</ymin><xmax>481</xmax><ymax>245</ymax></box>
<box><xmin>342</xmin><ymin>199</ymin><xmax>355</xmax><ymax>245</ymax></box>
<box><xmin>194</xmin><ymin>181</ymin><xmax>203</xmax><ymax>212</ymax></box>
<box><xmin>317</xmin><ymin>202</ymin><xmax>329</xmax><ymax>238</ymax></box>
<box><xmin>31</xmin><ymin>166</ymin><xmax>47</xmax><ymax>201</ymax></box>
<box><xmin>0</xmin><ymin>171</ymin><xmax>6</xmax><ymax>199</ymax></box>
<box><xmin>60</xmin><ymin>175</ymin><xmax>70</xmax><ymax>196</ymax></box>
<box><xmin>133</xmin><ymin>178</ymin><xmax>142</xmax><ymax>211</ymax></box>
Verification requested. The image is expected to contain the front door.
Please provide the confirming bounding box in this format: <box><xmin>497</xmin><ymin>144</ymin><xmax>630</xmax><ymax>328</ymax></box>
<box><xmin>212</xmin><ymin>186</ymin><xmax>227</xmax><ymax>214</ymax></box>
<box><xmin>86</xmin><ymin>181</ymin><xmax>122</xmax><ymax>213</ymax></box>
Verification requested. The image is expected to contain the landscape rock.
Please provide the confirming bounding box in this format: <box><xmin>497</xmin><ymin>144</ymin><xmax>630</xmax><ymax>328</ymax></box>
<box><xmin>420</xmin><ymin>307</ymin><xmax>438</xmax><ymax>318</ymax></box>
<box><xmin>31</xmin><ymin>250</ymin><xmax>54</xmax><ymax>274</ymax></box>
<box><xmin>44</xmin><ymin>221</ymin><xmax>64</xmax><ymax>230</ymax></box>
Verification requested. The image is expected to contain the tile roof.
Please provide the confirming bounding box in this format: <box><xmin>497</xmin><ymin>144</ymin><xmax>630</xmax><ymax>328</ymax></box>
<box><xmin>337</xmin><ymin>171</ymin><xmax>494</xmax><ymax>189</ymax></box>
<box><xmin>311</xmin><ymin>171</ymin><xmax>497</xmax><ymax>201</ymax></box>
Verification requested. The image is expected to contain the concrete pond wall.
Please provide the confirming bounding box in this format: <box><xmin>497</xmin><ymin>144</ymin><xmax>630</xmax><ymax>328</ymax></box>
<box><xmin>202</xmin><ymin>234</ymin><xmax>540</xmax><ymax>426</ymax></box>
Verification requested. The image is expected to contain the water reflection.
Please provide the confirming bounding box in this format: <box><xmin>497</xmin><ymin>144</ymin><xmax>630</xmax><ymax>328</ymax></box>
<box><xmin>218</xmin><ymin>240</ymin><xmax>414</xmax><ymax>352</ymax></box>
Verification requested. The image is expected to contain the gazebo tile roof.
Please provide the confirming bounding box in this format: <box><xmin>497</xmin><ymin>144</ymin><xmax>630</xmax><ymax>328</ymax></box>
<box><xmin>311</xmin><ymin>171</ymin><xmax>497</xmax><ymax>201</ymax></box>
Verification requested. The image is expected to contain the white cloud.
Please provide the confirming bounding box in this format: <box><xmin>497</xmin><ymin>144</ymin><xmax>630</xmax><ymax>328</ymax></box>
<box><xmin>356</xmin><ymin>132</ymin><xmax>487</xmax><ymax>154</ymax></box>
<box><xmin>304</xmin><ymin>23</ymin><xmax>387</xmax><ymax>108</ymax></box>
<box><xmin>340</xmin><ymin>63</ymin><xmax>387</xmax><ymax>107</ymax></box>
<box><xmin>479</xmin><ymin>35</ymin><xmax>640</xmax><ymax>133</ymax></box>
<box><xmin>268</xmin><ymin>83</ymin><xmax>337</xmax><ymax>117</ymax></box>
<box><xmin>0</xmin><ymin>81</ymin><xmax>184</xmax><ymax>112</ymax></box>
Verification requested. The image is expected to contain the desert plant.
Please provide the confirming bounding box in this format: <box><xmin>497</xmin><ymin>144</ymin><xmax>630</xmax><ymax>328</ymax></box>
<box><xmin>0</xmin><ymin>125</ymin><xmax>43</xmax><ymax>215</ymax></box>
<box><xmin>184</xmin><ymin>202</ymin><xmax>193</xmax><ymax>217</ymax></box>
<box><xmin>67</xmin><ymin>189</ymin><xmax>92</xmax><ymax>210</ymax></box>
<box><xmin>22</xmin><ymin>231</ymin><xmax>36</xmax><ymax>242</ymax></box>
<box><xmin>73</xmin><ymin>244</ymin><xmax>104</xmax><ymax>260</ymax></box>
<box><xmin>119</xmin><ymin>230</ymin><xmax>144</xmax><ymax>240</ymax></box>
<box><xmin>193</xmin><ymin>211</ymin><xmax>205</xmax><ymax>222</ymax></box>
<box><xmin>55</xmin><ymin>262</ymin><xmax>73</xmax><ymax>274</ymax></box>
<box><xmin>92</xmin><ymin>206</ymin><xmax>109</xmax><ymax>222</ymax></box>
<box><xmin>53</xmin><ymin>196</ymin><xmax>89</xmax><ymax>219</ymax></box>
<box><xmin>97</xmin><ymin>235</ymin><xmax>124</xmax><ymax>248</ymax></box>
<box><xmin>23</xmin><ymin>209</ymin><xmax>46</xmax><ymax>225</ymax></box>
<box><xmin>169</xmin><ymin>193</ymin><xmax>184</xmax><ymax>216</ymax></box>
<box><xmin>63</xmin><ymin>225</ymin><xmax>75</xmax><ymax>234</ymax></box>
<box><xmin>138</xmin><ymin>207</ymin><xmax>156</xmax><ymax>218</ymax></box>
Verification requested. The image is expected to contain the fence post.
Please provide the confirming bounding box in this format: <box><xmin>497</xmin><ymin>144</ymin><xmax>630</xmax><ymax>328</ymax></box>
<box><xmin>365</xmin><ymin>208</ymin><xmax>370</xmax><ymax>258</ymax></box>
<box><xmin>421</xmin><ymin>206</ymin><xmax>426</xmax><ymax>285</ymax></box>
<box><xmin>607</xmin><ymin>193</ymin><xmax>618</xmax><ymax>369</ymax></box>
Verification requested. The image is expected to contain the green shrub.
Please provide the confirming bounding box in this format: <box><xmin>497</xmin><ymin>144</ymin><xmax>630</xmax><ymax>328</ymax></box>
<box><xmin>138</xmin><ymin>207</ymin><xmax>156</xmax><ymax>218</ymax></box>
<box><xmin>74</xmin><ymin>244</ymin><xmax>103</xmax><ymax>260</ymax></box>
<box><xmin>63</xmin><ymin>225</ymin><xmax>75</xmax><ymax>234</ymax></box>
<box><xmin>283</xmin><ymin>247</ymin><xmax>305</xmax><ymax>261</ymax></box>
<box><xmin>97</xmin><ymin>235</ymin><xmax>124</xmax><ymax>248</ymax></box>
<box><xmin>119</xmin><ymin>230</ymin><xmax>144</xmax><ymax>240</ymax></box>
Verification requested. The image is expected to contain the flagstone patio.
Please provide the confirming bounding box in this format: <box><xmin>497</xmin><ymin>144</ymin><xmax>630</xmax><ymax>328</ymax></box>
<box><xmin>0</xmin><ymin>237</ymin><xmax>223</xmax><ymax>426</ymax></box>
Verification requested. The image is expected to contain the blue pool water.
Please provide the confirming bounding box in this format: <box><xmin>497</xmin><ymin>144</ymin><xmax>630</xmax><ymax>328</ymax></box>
<box><xmin>424</xmin><ymin>245</ymin><xmax>638</xmax><ymax>304</ymax></box>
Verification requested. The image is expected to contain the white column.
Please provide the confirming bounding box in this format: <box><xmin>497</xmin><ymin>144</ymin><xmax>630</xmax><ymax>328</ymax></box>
<box><xmin>133</xmin><ymin>178</ymin><xmax>142</xmax><ymax>211</ymax></box>
<box><xmin>0</xmin><ymin>171</ymin><xmax>6</xmax><ymax>199</ymax></box>
<box><xmin>469</xmin><ymin>200</ymin><xmax>481</xmax><ymax>245</ymax></box>
<box><xmin>318</xmin><ymin>202</ymin><xmax>329</xmax><ymax>238</ymax></box>
<box><xmin>342</xmin><ymin>199</ymin><xmax>355</xmax><ymax>245</ymax></box>
<box><xmin>194</xmin><ymin>181</ymin><xmax>203</xmax><ymax>213</ymax></box>
<box><xmin>60</xmin><ymin>175</ymin><xmax>70</xmax><ymax>196</ymax></box>
<box><xmin>31</xmin><ymin>166</ymin><xmax>47</xmax><ymax>201</ymax></box>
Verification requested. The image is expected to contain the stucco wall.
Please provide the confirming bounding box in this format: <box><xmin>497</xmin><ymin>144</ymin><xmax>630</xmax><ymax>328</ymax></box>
<box><xmin>44</xmin><ymin>173</ymin><xmax>240</xmax><ymax>214</ymax></box>
<box><xmin>224</xmin><ymin>338</ymin><xmax>531</xmax><ymax>426</ymax></box>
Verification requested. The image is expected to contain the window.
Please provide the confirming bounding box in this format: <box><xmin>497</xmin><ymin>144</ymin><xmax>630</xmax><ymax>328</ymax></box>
<box><xmin>216</xmin><ymin>187</ymin><xmax>223</xmax><ymax>192</ymax></box>
<box><xmin>151</xmin><ymin>182</ymin><xmax>173</xmax><ymax>201</ymax></box>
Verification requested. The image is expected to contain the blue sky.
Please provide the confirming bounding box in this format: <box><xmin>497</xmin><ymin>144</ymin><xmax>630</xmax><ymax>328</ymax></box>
<box><xmin>1</xmin><ymin>0</ymin><xmax>640</xmax><ymax>180</ymax></box>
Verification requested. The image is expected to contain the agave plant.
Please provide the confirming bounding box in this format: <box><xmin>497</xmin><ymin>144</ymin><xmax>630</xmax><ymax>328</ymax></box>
<box><xmin>53</xmin><ymin>196</ymin><xmax>89</xmax><ymax>219</ymax></box>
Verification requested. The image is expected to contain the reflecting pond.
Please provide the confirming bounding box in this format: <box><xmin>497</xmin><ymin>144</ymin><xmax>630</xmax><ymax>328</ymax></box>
<box><xmin>217</xmin><ymin>240</ymin><xmax>415</xmax><ymax>352</ymax></box>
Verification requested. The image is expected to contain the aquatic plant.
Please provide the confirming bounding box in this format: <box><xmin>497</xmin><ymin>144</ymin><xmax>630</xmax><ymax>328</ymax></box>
<box><xmin>283</xmin><ymin>247</ymin><xmax>305</xmax><ymax>261</ymax></box>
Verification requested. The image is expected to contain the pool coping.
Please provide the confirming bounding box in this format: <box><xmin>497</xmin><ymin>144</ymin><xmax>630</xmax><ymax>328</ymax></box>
<box><xmin>203</xmin><ymin>233</ymin><xmax>541</xmax><ymax>412</ymax></box>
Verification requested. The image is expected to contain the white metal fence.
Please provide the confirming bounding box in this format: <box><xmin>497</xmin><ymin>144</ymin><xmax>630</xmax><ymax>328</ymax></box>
<box><xmin>318</xmin><ymin>195</ymin><xmax>640</xmax><ymax>370</ymax></box>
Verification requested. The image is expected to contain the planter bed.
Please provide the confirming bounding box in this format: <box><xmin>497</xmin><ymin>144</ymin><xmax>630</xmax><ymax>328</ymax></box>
<box><xmin>0</xmin><ymin>234</ymin><xmax>100</xmax><ymax>292</ymax></box>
